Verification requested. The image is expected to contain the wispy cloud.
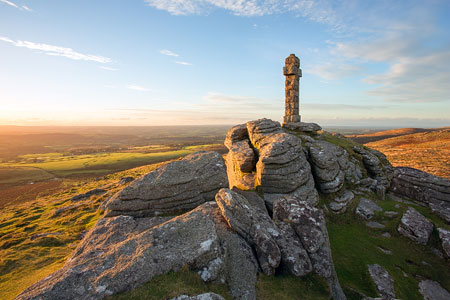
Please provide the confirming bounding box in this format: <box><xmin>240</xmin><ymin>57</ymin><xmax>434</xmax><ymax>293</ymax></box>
<box><xmin>99</xmin><ymin>66</ymin><xmax>118</xmax><ymax>71</ymax></box>
<box><xmin>145</xmin><ymin>0</ymin><xmax>342</xmax><ymax>29</ymax></box>
<box><xmin>0</xmin><ymin>36</ymin><xmax>111</xmax><ymax>63</ymax></box>
<box><xmin>0</xmin><ymin>0</ymin><xmax>18</xmax><ymax>8</ymax></box>
<box><xmin>175</xmin><ymin>61</ymin><xmax>193</xmax><ymax>66</ymax></box>
<box><xmin>0</xmin><ymin>0</ymin><xmax>32</xmax><ymax>11</ymax></box>
<box><xmin>307</xmin><ymin>63</ymin><xmax>362</xmax><ymax>80</ymax></box>
<box><xmin>160</xmin><ymin>49</ymin><xmax>179</xmax><ymax>57</ymax></box>
<box><xmin>126</xmin><ymin>84</ymin><xmax>151</xmax><ymax>92</ymax></box>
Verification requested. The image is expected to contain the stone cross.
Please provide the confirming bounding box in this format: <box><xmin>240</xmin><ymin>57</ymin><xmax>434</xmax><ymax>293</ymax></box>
<box><xmin>283</xmin><ymin>54</ymin><xmax>301</xmax><ymax>124</ymax></box>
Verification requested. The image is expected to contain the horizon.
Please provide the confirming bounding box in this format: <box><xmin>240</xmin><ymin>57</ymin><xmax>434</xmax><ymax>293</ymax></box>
<box><xmin>1</xmin><ymin>0</ymin><xmax>450</xmax><ymax>127</ymax></box>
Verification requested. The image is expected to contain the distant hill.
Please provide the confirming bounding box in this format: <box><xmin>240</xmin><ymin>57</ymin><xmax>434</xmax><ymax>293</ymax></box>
<box><xmin>349</xmin><ymin>127</ymin><xmax>450</xmax><ymax>179</ymax></box>
<box><xmin>346</xmin><ymin>127</ymin><xmax>448</xmax><ymax>144</ymax></box>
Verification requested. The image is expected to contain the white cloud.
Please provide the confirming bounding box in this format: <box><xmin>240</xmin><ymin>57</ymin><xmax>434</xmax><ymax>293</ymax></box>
<box><xmin>0</xmin><ymin>0</ymin><xmax>18</xmax><ymax>8</ymax></box>
<box><xmin>99</xmin><ymin>66</ymin><xmax>118</xmax><ymax>71</ymax></box>
<box><xmin>175</xmin><ymin>61</ymin><xmax>193</xmax><ymax>66</ymax></box>
<box><xmin>0</xmin><ymin>36</ymin><xmax>111</xmax><ymax>63</ymax></box>
<box><xmin>22</xmin><ymin>5</ymin><xmax>32</xmax><ymax>11</ymax></box>
<box><xmin>145</xmin><ymin>0</ymin><xmax>342</xmax><ymax>28</ymax></box>
<box><xmin>126</xmin><ymin>84</ymin><xmax>151</xmax><ymax>92</ymax></box>
<box><xmin>160</xmin><ymin>49</ymin><xmax>179</xmax><ymax>57</ymax></box>
<box><xmin>308</xmin><ymin>63</ymin><xmax>362</xmax><ymax>80</ymax></box>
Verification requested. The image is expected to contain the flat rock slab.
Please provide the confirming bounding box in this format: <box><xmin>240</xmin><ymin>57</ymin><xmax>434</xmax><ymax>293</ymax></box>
<box><xmin>419</xmin><ymin>280</ymin><xmax>450</xmax><ymax>300</ymax></box>
<box><xmin>171</xmin><ymin>293</ymin><xmax>225</xmax><ymax>300</ymax></box>
<box><xmin>384</xmin><ymin>211</ymin><xmax>399</xmax><ymax>218</ymax></box>
<box><xmin>366</xmin><ymin>221</ymin><xmax>385</xmax><ymax>229</ymax></box>
<box><xmin>105</xmin><ymin>151</ymin><xmax>228</xmax><ymax>217</ymax></box>
<box><xmin>356</xmin><ymin>198</ymin><xmax>382</xmax><ymax>220</ymax></box>
<box><xmin>368</xmin><ymin>264</ymin><xmax>395</xmax><ymax>300</ymax></box>
<box><xmin>16</xmin><ymin>202</ymin><xmax>258</xmax><ymax>300</ymax></box>
<box><xmin>398</xmin><ymin>207</ymin><xmax>433</xmax><ymax>245</ymax></box>
<box><xmin>282</xmin><ymin>121</ymin><xmax>322</xmax><ymax>132</ymax></box>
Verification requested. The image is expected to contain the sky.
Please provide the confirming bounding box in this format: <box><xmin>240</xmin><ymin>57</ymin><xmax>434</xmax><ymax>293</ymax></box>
<box><xmin>0</xmin><ymin>0</ymin><xmax>449</xmax><ymax>127</ymax></box>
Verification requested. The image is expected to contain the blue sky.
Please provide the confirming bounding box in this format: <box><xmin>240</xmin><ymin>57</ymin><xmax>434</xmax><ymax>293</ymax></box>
<box><xmin>0</xmin><ymin>0</ymin><xmax>449</xmax><ymax>127</ymax></box>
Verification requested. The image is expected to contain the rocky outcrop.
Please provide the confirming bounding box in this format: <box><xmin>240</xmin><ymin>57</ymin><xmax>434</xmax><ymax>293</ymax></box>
<box><xmin>246</xmin><ymin>118</ymin><xmax>283</xmax><ymax>150</ymax></box>
<box><xmin>104</xmin><ymin>151</ymin><xmax>228</xmax><ymax>217</ymax></box>
<box><xmin>215</xmin><ymin>188</ymin><xmax>281</xmax><ymax>275</ymax></box>
<box><xmin>398</xmin><ymin>207</ymin><xmax>433</xmax><ymax>245</ymax></box>
<box><xmin>256</xmin><ymin>132</ymin><xmax>318</xmax><ymax>208</ymax></box>
<box><xmin>391</xmin><ymin>167</ymin><xmax>450</xmax><ymax>222</ymax></box>
<box><xmin>17</xmin><ymin>202</ymin><xmax>259</xmax><ymax>300</ymax></box>
<box><xmin>355</xmin><ymin>198</ymin><xmax>382</xmax><ymax>220</ymax></box>
<box><xmin>273</xmin><ymin>196</ymin><xmax>347</xmax><ymax>300</ymax></box>
<box><xmin>283</xmin><ymin>122</ymin><xmax>322</xmax><ymax>132</ymax></box>
<box><xmin>418</xmin><ymin>280</ymin><xmax>450</xmax><ymax>300</ymax></box>
<box><xmin>227</xmin><ymin>140</ymin><xmax>255</xmax><ymax>173</ymax></box>
<box><xmin>391</xmin><ymin>167</ymin><xmax>450</xmax><ymax>203</ymax></box>
<box><xmin>438</xmin><ymin>228</ymin><xmax>450</xmax><ymax>257</ymax></box>
<box><xmin>353</xmin><ymin>146</ymin><xmax>394</xmax><ymax>189</ymax></box>
<box><xmin>224</xmin><ymin>124</ymin><xmax>249</xmax><ymax>149</ymax></box>
<box><xmin>368</xmin><ymin>264</ymin><xmax>395</xmax><ymax>300</ymax></box>
<box><xmin>308</xmin><ymin>140</ymin><xmax>345</xmax><ymax>193</ymax></box>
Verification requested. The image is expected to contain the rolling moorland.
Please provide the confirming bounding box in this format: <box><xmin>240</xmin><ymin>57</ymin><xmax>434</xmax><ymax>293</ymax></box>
<box><xmin>0</xmin><ymin>125</ymin><xmax>449</xmax><ymax>300</ymax></box>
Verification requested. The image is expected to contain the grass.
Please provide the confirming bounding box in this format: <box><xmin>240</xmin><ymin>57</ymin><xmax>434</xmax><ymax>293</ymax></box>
<box><xmin>0</xmin><ymin>166</ymin><xmax>54</xmax><ymax>184</ymax></box>
<box><xmin>109</xmin><ymin>268</ymin><xmax>329</xmax><ymax>300</ymax></box>
<box><xmin>109</xmin><ymin>267</ymin><xmax>233</xmax><ymax>300</ymax></box>
<box><xmin>326</xmin><ymin>192</ymin><xmax>450</xmax><ymax>300</ymax></box>
<box><xmin>2</xmin><ymin>150</ymin><xmax>193</xmax><ymax>178</ymax></box>
<box><xmin>0</xmin><ymin>161</ymin><xmax>166</xmax><ymax>300</ymax></box>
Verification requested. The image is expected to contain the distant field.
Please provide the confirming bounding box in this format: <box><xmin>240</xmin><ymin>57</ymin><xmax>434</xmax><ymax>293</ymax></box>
<box><xmin>2</xmin><ymin>150</ymin><xmax>194</xmax><ymax>178</ymax></box>
<box><xmin>361</xmin><ymin>128</ymin><xmax>450</xmax><ymax>179</ymax></box>
<box><xmin>346</xmin><ymin>127</ymin><xmax>448</xmax><ymax>144</ymax></box>
<box><xmin>0</xmin><ymin>166</ymin><xmax>54</xmax><ymax>185</ymax></box>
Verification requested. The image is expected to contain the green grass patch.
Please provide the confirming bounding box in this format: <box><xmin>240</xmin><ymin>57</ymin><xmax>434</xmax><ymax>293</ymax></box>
<box><xmin>108</xmin><ymin>266</ymin><xmax>232</xmax><ymax>300</ymax></box>
<box><xmin>327</xmin><ymin>194</ymin><xmax>450</xmax><ymax>300</ymax></box>
<box><xmin>3</xmin><ymin>150</ymin><xmax>193</xmax><ymax>178</ymax></box>
<box><xmin>0</xmin><ymin>166</ymin><xmax>54</xmax><ymax>184</ymax></box>
<box><xmin>256</xmin><ymin>273</ymin><xmax>329</xmax><ymax>300</ymax></box>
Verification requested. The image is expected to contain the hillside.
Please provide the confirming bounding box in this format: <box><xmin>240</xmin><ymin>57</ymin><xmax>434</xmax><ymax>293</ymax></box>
<box><xmin>346</xmin><ymin>127</ymin><xmax>448</xmax><ymax>144</ymax></box>
<box><xmin>364</xmin><ymin>128</ymin><xmax>450</xmax><ymax>179</ymax></box>
<box><xmin>6</xmin><ymin>119</ymin><xmax>450</xmax><ymax>300</ymax></box>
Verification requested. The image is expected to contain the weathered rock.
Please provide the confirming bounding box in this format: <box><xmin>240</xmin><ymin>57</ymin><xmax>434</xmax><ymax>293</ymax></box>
<box><xmin>429</xmin><ymin>200</ymin><xmax>450</xmax><ymax>223</ymax></box>
<box><xmin>255</xmin><ymin>132</ymin><xmax>318</xmax><ymax>207</ymax></box>
<box><xmin>384</xmin><ymin>211</ymin><xmax>398</xmax><ymax>218</ymax></box>
<box><xmin>438</xmin><ymin>228</ymin><xmax>450</xmax><ymax>258</ymax></box>
<box><xmin>353</xmin><ymin>147</ymin><xmax>394</xmax><ymax>188</ymax></box>
<box><xmin>171</xmin><ymin>293</ymin><xmax>225</xmax><ymax>300</ymax></box>
<box><xmin>118</xmin><ymin>176</ymin><xmax>134</xmax><ymax>184</ymax></box>
<box><xmin>227</xmin><ymin>140</ymin><xmax>255</xmax><ymax>173</ymax></box>
<box><xmin>105</xmin><ymin>151</ymin><xmax>228</xmax><ymax>217</ymax></box>
<box><xmin>329</xmin><ymin>190</ymin><xmax>354</xmax><ymax>214</ymax></box>
<box><xmin>273</xmin><ymin>196</ymin><xmax>347</xmax><ymax>300</ymax></box>
<box><xmin>209</xmin><ymin>203</ymin><xmax>258</xmax><ymax>300</ymax></box>
<box><xmin>71</xmin><ymin>188</ymin><xmax>106</xmax><ymax>201</ymax></box>
<box><xmin>16</xmin><ymin>204</ymin><xmax>224</xmax><ymax>300</ymax></box>
<box><xmin>366</xmin><ymin>221</ymin><xmax>385</xmax><ymax>229</ymax></box>
<box><xmin>282</xmin><ymin>122</ymin><xmax>322</xmax><ymax>132</ymax></box>
<box><xmin>419</xmin><ymin>280</ymin><xmax>450</xmax><ymax>300</ymax></box>
<box><xmin>356</xmin><ymin>198</ymin><xmax>382</xmax><ymax>220</ymax></box>
<box><xmin>231</xmin><ymin>188</ymin><xmax>268</xmax><ymax>215</ymax></box>
<box><xmin>308</xmin><ymin>140</ymin><xmax>345</xmax><ymax>193</ymax></box>
<box><xmin>274</xmin><ymin>220</ymin><xmax>312</xmax><ymax>277</ymax></box>
<box><xmin>215</xmin><ymin>188</ymin><xmax>281</xmax><ymax>275</ymax></box>
<box><xmin>18</xmin><ymin>201</ymin><xmax>260</xmax><ymax>300</ymax></box>
<box><xmin>224</xmin><ymin>124</ymin><xmax>249</xmax><ymax>150</ymax></box>
<box><xmin>398</xmin><ymin>207</ymin><xmax>433</xmax><ymax>245</ymax></box>
<box><xmin>216</xmin><ymin>189</ymin><xmax>312</xmax><ymax>279</ymax></box>
<box><xmin>391</xmin><ymin>167</ymin><xmax>450</xmax><ymax>204</ymax></box>
<box><xmin>368</xmin><ymin>264</ymin><xmax>395</xmax><ymax>300</ymax></box>
<box><xmin>246</xmin><ymin>118</ymin><xmax>283</xmax><ymax>150</ymax></box>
